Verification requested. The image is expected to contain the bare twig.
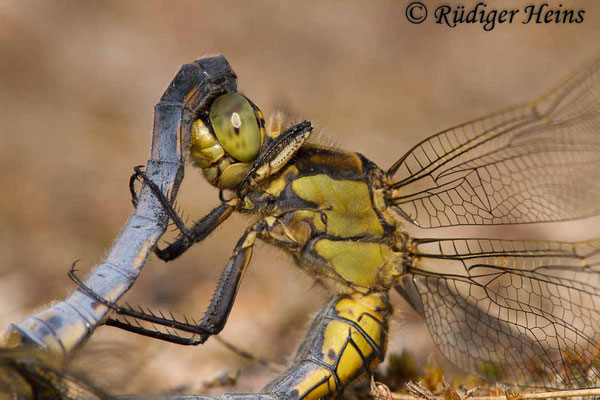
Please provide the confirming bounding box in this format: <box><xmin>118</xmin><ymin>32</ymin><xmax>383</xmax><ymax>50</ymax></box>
<box><xmin>405</xmin><ymin>381</ymin><xmax>436</xmax><ymax>400</ymax></box>
<box><xmin>163</xmin><ymin>369</ymin><xmax>240</xmax><ymax>395</ymax></box>
<box><xmin>391</xmin><ymin>386</ymin><xmax>600</xmax><ymax>400</ymax></box>
<box><xmin>214</xmin><ymin>336</ymin><xmax>284</xmax><ymax>373</ymax></box>
<box><xmin>462</xmin><ymin>386</ymin><xmax>481</xmax><ymax>400</ymax></box>
<box><xmin>371</xmin><ymin>376</ymin><xmax>394</xmax><ymax>400</ymax></box>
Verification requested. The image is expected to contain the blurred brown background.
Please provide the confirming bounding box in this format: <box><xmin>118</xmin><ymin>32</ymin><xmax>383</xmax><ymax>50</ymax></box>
<box><xmin>0</xmin><ymin>0</ymin><xmax>599</xmax><ymax>395</ymax></box>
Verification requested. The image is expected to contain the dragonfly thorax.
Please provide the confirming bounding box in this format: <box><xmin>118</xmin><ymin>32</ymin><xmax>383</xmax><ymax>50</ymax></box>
<box><xmin>236</xmin><ymin>146</ymin><xmax>406</xmax><ymax>293</ymax></box>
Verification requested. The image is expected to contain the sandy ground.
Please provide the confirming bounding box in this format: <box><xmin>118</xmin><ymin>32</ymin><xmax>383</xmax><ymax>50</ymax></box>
<box><xmin>0</xmin><ymin>0</ymin><xmax>599</xmax><ymax>395</ymax></box>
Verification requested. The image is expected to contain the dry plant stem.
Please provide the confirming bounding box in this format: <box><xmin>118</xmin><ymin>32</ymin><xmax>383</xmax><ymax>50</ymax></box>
<box><xmin>214</xmin><ymin>337</ymin><xmax>284</xmax><ymax>373</ymax></box>
<box><xmin>392</xmin><ymin>388</ymin><xmax>600</xmax><ymax>400</ymax></box>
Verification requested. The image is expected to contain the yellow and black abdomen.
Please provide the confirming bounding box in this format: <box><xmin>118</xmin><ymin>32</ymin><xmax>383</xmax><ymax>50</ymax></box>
<box><xmin>262</xmin><ymin>292</ymin><xmax>391</xmax><ymax>400</ymax></box>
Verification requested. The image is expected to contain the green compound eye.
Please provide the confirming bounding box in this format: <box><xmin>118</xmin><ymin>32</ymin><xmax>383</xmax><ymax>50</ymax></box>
<box><xmin>209</xmin><ymin>93</ymin><xmax>263</xmax><ymax>162</ymax></box>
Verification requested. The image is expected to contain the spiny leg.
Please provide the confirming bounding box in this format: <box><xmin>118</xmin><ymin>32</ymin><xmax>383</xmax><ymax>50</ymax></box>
<box><xmin>131</xmin><ymin>165</ymin><xmax>190</xmax><ymax>237</ymax></box>
<box><xmin>154</xmin><ymin>202</ymin><xmax>235</xmax><ymax>261</ymax></box>
<box><xmin>261</xmin><ymin>292</ymin><xmax>392</xmax><ymax>400</ymax></box>
<box><xmin>130</xmin><ymin>165</ymin><xmax>236</xmax><ymax>261</ymax></box>
<box><xmin>69</xmin><ymin>224</ymin><xmax>260</xmax><ymax>345</ymax></box>
<box><xmin>123</xmin><ymin>293</ymin><xmax>390</xmax><ymax>400</ymax></box>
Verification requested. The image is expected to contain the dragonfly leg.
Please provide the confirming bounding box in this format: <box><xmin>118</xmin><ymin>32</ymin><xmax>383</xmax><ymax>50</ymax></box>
<box><xmin>261</xmin><ymin>291</ymin><xmax>391</xmax><ymax>400</ymax></box>
<box><xmin>131</xmin><ymin>165</ymin><xmax>190</xmax><ymax>236</ymax></box>
<box><xmin>131</xmin><ymin>165</ymin><xmax>236</xmax><ymax>261</ymax></box>
<box><xmin>69</xmin><ymin>225</ymin><xmax>259</xmax><ymax>345</ymax></box>
<box><xmin>154</xmin><ymin>202</ymin><xmax>235</xmax><ymax>261</ymax></box>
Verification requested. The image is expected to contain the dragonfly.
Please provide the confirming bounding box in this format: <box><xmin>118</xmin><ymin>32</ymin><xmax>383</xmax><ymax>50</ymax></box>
<box><xmin>5</xmin><ymin>54</ymin><xmax>600</xmax><ymax>400</ymax></box>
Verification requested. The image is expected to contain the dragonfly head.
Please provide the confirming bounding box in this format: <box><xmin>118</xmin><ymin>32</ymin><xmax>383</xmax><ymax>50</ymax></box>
<box><xmin>190</xmin><ymin>92</ymin><xmax>266</xmax><ymax>189</ymax></box>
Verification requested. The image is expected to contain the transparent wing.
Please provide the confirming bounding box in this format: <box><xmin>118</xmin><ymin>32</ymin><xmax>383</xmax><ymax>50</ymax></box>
<box><xmin>388</xmin><ymin>56</ymin><xmax>600</xmax><ymax>228</ymax></box>
<box><xmin>396</xmin><ymin>237</ymin><xmax>600</xmax><ymax>388</ymax></box>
